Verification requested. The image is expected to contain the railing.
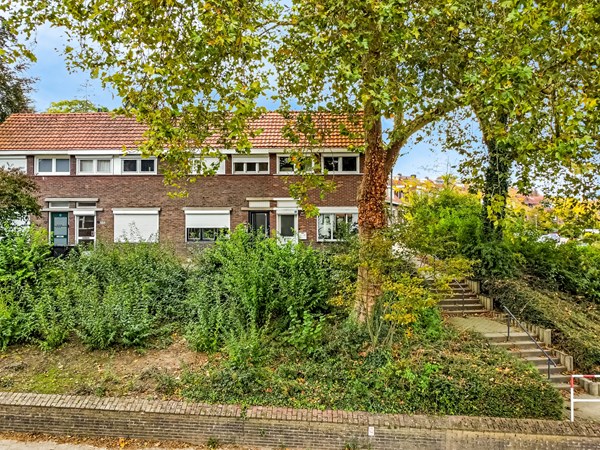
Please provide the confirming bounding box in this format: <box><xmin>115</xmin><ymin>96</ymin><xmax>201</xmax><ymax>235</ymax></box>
<box><xmin>570</xmin><ymin>375</ymin><xmax>600</xmax><ymax>422</ymax></box>
<box><xmin>502</xmin><ymin>305</ymin><xmax>557</xmax><ymax>379</ymax></box>
<box><xmin>453</xmin><ymin>278</ymin><xmax>468</xmax><ymax>315</ymax></box>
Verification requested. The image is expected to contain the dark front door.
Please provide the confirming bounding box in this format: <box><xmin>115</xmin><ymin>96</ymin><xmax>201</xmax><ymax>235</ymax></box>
<box><xmin>50</xmin><ymin>212</ymin><xmax>69</xmax><ymax>247</ymax></box>
<box><xmin>249</xmin><ymin>211</ymin><xmax>270</xmax><ymax>235</ymax></box>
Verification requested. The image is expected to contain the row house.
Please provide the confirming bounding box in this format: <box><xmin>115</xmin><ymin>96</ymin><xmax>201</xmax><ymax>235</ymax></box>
<box><xmin>0</xmin><ymin>112</ymin><xmax>365</xmax><ymax>250</ymax></box>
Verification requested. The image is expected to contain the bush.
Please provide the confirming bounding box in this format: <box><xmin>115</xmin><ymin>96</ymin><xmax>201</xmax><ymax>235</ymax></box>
<box><xmin>485</xmin><ymin>278</ymin><xmax>600</xmax><ymax>373</ymax></box>
<box><xmin>182</xmin><ymin>315</ymin><xmax>563</xmax><ymax>419</ymax></box>
<box><xmin>0</xmin><ymin>238</ymin><xmax>188</xmax><ymax>351</ymax></box>
<box><xmin>512</xmin><ymin>239</ymin><xmax>600</xmax><ymax>303</ymax></box>
<box><xmin>184</xmin><ymin>226</ymin><xmax>332</xmax><ymax>352</ymax></box>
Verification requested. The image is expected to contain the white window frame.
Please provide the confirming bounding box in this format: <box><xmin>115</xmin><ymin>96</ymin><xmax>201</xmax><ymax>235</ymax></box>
<box><xmin>76</xmin><ymin>157</ymin><xmax>114</xmax><ymax>175</ymax></box>
<box><xmin>321</xmin><ymin>154</ymin><xmax>360</xmax><ymax>174</ymax></box>
<box><xmin>232</xmin><ymin>155</ymin><xmax>269</xmax><ymax>174</ymax></box>
<box><xmin>276</xmin><ymin>154</ymin><xmax>315</xmax><ymax>175</ymax></box>
<box><xmin>189</xmin><ymin>157</ymin><xmax>226</xmax><ymax>175</ymax></box>
<box><xmin>113</xmin><ymin>208</ymin><xmax>160</xmax><ymax>243</ymax></box>
<box><xmin>276</xmin><ymin>210</ymin><xmax>298</xmax><ymax>243</ymax></box>
<box><xmin>35</xmin><ymin>156</ymin><xmax>71</xmax><ymax>175</ymax></box>
<box><xmin>74</xmin><ymin>210</ymin><xmax>96</xmax><ymax>246</ymax></box>
<box><xmin>317</xmin><ymin>208</ymin><xmax>359</xmax><ymax>242</ymax></box>
<box><xmin>0</xmin><ymin>157</ymin><xmax>27</xmax><ymax>172</ymax></box>
<box><xmin>184</xmin><ymin>209</ymin><xmax>231</xmax><ymax>243</ymax></box>
<box><xmin>120</xmin><ymin>157</ymin><xmax>157</xmax><ymax>175</ymax></box>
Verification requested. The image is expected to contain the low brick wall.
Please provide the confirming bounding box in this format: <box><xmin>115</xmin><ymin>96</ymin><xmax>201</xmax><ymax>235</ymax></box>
<box><xmin>1</xmin><ymin>392</ymin><xmax>599</xmax><ymax>449</ymax></box>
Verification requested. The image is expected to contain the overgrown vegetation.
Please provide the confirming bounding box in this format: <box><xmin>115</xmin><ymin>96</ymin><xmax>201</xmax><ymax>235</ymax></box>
<box><xmin>398</xmin><ymin>183</ymin><xmax>600</xmax><ymax>372</ymax></box>
<box><xmin>0</xmin><ymin>224</ymin><xmax>564</xmax><ymax>419</ymax></box>
<box><xmin>485</xmin><ymin>279</ymin><xmax>600</xmax><ymax>374</ymax></box>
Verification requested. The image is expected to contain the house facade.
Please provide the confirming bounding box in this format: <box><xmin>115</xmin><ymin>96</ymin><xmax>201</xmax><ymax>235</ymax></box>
<box><xmin>0</xmin><ymin>112</ymin><xmax>366</xmax><ymax>250</ymax></box>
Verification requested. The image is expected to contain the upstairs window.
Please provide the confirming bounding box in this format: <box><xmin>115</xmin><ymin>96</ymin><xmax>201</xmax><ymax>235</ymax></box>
<box><xmin>36</xmin><ymin>157</ymin><xmax>70</xmax><ymax>175</ymax></box>
<box><xmin>232</xmin><ymin>156</ymin><xmax>269</xmax><ymax>174</ymax></box>
<box><xmin>322</xmin><ymin>155</ymin><xmax>359</xmax><ymax>174</ymax></box>
<box><xmin>78</xmin><ymin>158</ymin><xmax>113</xmax><ymax>175</ymax></box>
<box><xmin>122</xmin><ymin>158</ymin><xmax>156</xmax><ymax>174</ymax></box>
<box><xmin>277</xmin><ymin>155</ymin><xmax>314</xmax><ymax>174</ymax></box>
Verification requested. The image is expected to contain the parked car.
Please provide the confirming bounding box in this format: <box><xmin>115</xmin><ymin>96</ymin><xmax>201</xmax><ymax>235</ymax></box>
<box><xmin>537</xmin><ymin>233</ymin><xmax>568</xmax><ymax>245</ymax></box>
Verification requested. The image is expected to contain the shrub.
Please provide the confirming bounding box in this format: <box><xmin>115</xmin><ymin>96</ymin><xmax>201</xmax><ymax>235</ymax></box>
<box><xmin>182</xmin><ymin>316</ymin><xmax>563</xmax><ymax>419</ymax></box>
<box><xmin>185</xmin><ymin>226</ymin><xmax>332</xmax><ymax>352</ymax></box>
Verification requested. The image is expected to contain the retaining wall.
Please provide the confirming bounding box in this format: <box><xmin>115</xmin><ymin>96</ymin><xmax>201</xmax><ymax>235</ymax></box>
<box><xmin>1</xmin><ymin>392</ymin><xmax>599</xmax><ymax>449</ymax></box>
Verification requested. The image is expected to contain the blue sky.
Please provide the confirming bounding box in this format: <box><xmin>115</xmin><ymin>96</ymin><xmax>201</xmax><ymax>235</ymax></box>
<box><xmin>24</xmin><ymin>25</ymin><xmax>465</xmax><ymax>179</ymax></box>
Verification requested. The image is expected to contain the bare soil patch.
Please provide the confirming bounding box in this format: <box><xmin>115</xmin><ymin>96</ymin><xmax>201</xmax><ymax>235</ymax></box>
<box><xmin>0</xmin><ymin>335</ymin><xmax>207</xmax><ymax>399</ymax></box>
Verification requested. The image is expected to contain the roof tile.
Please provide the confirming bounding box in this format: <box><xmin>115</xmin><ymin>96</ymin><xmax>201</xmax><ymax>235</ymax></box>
<box><xmin>0</xmin><ymin>112</ymin><xmax>363</xmax><ymax>151</ymax></box>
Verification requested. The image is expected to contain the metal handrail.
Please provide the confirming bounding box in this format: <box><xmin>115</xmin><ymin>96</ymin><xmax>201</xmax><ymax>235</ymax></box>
<box><xmin>502</xmin><ymin>305</ymin><xmax>557</xmax><ymax>379</ymax></box>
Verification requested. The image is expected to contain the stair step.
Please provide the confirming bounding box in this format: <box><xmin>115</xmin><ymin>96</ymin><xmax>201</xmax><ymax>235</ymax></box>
<box><xmin>439</xmin><ymin>304</ymin><xmax>484</xmax><ymax>312</ymax></box>
<box><xmin>551</xmin><ymin>383</ymin><xmax>572</xmax><ymax>390</ymax></box>
<box><xmin>492</xmin><ymin>341</ymin><xmax>540</xmax><ymax>350</ymax></box>
<box><xmin>524</xmin><ymin>356</ymin><xmax>560</xmax><ymax>367</ymax></box>
<box><xmin>548</xmin><ymin>374</ymin><xmax>572</xmax><ymax>384</ymax></box>
<box><xmin>442</xmin><ymin>309</ymin><xmax>488</xmax><ymax>316</ymax></box>
<box><xmin>509</xmin><ymin>348</ymin><xmax>552</xmax><ymax>358</ymax></box>
<box><xmin>439</xmin><ymin>298</ymin><xmax>480</xmax><ymax>305</ymax></box>
<box><xmin>533</xmin><ymin>365</ymin><xmax>565</xmax><ymax>375</ymax></box>
<box><xmin>484</xmin><ymin>332</ymin><xmax>530</xmax><ymax>343</ymax></box>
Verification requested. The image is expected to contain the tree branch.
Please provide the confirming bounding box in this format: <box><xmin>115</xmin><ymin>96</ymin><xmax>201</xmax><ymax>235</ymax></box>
<box><xmin>384</xmin><ymin>97</ymin><xmax>460</xmax><ymax>173</ymax></box>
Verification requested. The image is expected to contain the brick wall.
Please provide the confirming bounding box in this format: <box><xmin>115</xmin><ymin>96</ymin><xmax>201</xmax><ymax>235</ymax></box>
<box><xmin>0</xmin><ymin>392</ymin><xmax>599</xmax><ymax>449</ymax></box>
<box><xmin>28</xmin><ymin>155</ymin><xmax>364</xmax><ymax>251</ymax></box>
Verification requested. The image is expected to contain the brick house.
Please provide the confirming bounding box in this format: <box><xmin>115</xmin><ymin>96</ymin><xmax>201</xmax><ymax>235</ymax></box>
<box><xmin>0</xmin><ymin>112</ymin><xmax>366</xmax><ymax>251</ymax></box>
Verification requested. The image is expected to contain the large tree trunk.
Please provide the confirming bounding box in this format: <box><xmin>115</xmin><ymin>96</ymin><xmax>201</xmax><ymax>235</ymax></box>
<box><xmin>355</xmin><ymin>106</ymin><xmax>388</xmax><ymax>321</ymax></box>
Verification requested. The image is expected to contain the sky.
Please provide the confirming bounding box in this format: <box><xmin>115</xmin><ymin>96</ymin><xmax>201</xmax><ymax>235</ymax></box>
<box><xmin>24</xmin><ymin>25</ymin><xmax>466</xmax><ymax>179</ymax></box>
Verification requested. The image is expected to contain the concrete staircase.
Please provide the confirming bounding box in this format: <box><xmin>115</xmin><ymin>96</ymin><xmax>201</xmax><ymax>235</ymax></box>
<box><xmin>439</xmin><ymin>280</ymin><xmax>572</xmax><ymax>390</ymax></box>
<box><xmin>483</xmin><ymin>331</ymin><xmax>571</xmax><ymax>390</ymax></box>
<box><xmin>437</xmin><ymin>280</ymin><xmax>488</xmax><ymax>316</ymax></box>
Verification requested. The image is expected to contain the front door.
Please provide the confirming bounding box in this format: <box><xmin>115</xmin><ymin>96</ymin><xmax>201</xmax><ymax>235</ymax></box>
<box><xmin>50</xmin><ymin>212</ymin><xmax>69</xmax><ymax>247</ymax></box>
<box><xmin>249</xmin><ymin>211</ymin><xmax>270</xmax><ymax>235</ymax></box>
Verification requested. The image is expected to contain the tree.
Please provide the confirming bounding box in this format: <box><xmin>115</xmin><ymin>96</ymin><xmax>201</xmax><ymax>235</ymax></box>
<box><xmin>46</xmin><ymin>99</ymin><xmax>109</xmax><ymax>113</ymax></box>
<box><xmin>0</xmin><ymin>167</ymin><xmax>40</xmax><ymax>233</ymax></box>
<box><xmin>3</xmin><ymin>0</ymin><xmax>598</xmax><ymax>313</ymax></box>
<box><xmin>0</xmin><ymin>20</ymin><xmax>34</xmax><ymax>122</ymax></box>
<box><xmin>431</xmin><ymin>1</ymin><xmax>600</xmax><ymax>241</ymax></box>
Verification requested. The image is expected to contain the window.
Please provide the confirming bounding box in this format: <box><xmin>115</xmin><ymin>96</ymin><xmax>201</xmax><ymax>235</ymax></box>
<box><xmin>0</xmin><ymin>157</ymin><xmax>26</xmax><ymax>171</ymax></box>
<box><xmin>121</xmin><ymin>158</ymin><xmax>157</xmax><ymax>174</ymax></box>
<box><xmin>278</xmin><ymin>156</ymin><xmax>294</xmax><ymax>173</ymax></box>
<box><xmin>49</xmin><ymin>201</ymin><xmax>69</xmax><ymax>209</ymax></box>
<box><xmin>277</xmin><ymin>155</ymin><xmax>314</xmax><ymax>174</ymax></box>
<box><xmin>77</xmin><ymin>201</ymin><xmax>96</xmax><ymax>208</ymax></box>
<box><xmin>113</xmin><ymin>209</ymin><xmax>160</xmax><ymax>242</ymax></box>
<box><xmin>190</xmin><ymin>157</ymin><xmax>226</xmax><ymax>175</ymax></box>
<box><xmin>232</xmin><ymin>156</ymin><xmax>269</xmax><ymax>174</ymax></box>
<box><xmin>322</xmin><ymin>155</ymin><xmax>359</xmax><ymax>173</ymax></box>
<box><xmin>36</xmin><ymin>157</ymin><xmax>70</xmax><ymax>175</ymax></box>
<box><xmin>76</xmin><ymin>214</ymin><xmax>96</xmax><ymax>245</ymax></box>
<box><xmin>276</xmin><ymin>213</ymin><xmax>297</xmax><ymax>243</ymax></box>
<box><xmin>77</xmin><ymin>158</ymin><xmax>113</xmax><ymax>175</ymax></box>
<box><xmin>185</xmin><ymin>210</ymin><xmax>230</xmax><ymax>242</ymax></box>
<box><xmin>317</xmin><ymin>212</ymin><xmax>358</xmax><ymax>241</ymax></box>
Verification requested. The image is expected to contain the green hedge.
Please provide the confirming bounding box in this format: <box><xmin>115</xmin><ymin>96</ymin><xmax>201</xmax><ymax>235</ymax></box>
<box><xmin>485</xmin><ymin>279</ymin><xmax>600</xmax><ymax>373</ymax></box>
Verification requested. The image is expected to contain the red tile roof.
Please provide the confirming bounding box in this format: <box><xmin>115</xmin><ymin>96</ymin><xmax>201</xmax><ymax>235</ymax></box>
<box><xmin>0</xmin><ymin>112</ymin><xmax>363</xmax><ymax>151</ymax></box>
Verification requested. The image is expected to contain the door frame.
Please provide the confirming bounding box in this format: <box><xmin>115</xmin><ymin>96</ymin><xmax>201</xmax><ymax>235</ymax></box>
<box><xmin>248</xmin><ymin>211</ymin><xmax>271</xmax><ymax>235</ymax></box>
<box><xmin>49</xmin><ymin>211</ymin><xmax>69</xmax><ymax>247</ymax></box>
